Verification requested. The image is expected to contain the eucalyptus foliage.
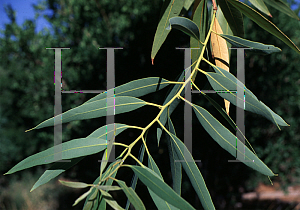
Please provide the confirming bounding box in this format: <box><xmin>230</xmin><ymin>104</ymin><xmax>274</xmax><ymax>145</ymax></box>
<box><xmin>4</xmin><ymin>0</ymin><xmax>299</xmax><ymax>209</ymax></box>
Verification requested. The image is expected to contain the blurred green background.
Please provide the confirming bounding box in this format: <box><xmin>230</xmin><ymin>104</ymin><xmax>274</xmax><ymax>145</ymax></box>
<box><xmin>0</xmin><ymin>0</ymin><xmax>299</xmax><ymax>209</ymax></box>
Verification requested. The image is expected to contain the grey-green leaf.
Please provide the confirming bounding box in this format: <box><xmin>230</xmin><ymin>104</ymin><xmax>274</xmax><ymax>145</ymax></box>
<box><xmin>128</xmin><ymin>165</ymin><xmax>195</xmax><ymax>210</ymax></box>
<box><xmin>147</xmin><ymin>154</ymin><xmax>179</xmax><ymax>210</ymax></box>
<box><xmin>249</xmin><ymin>0</ymin><xmax>271</xmax><ymax>16</ymax></box>
<box><xmin>29</xmin><ymin>96</ymin><xmax>146</xmax><ymax>130</ymax></box>
<box><xmin>30</xmin><ymin>123</ymin><xmax>128</xmax><ymax>192</ymax></box>
<box><xmin>59</xmin><ymin>180</ymin><xmax>89</xmax><ymax>188</ymax></box>
<box><xmin>192</xmin><ymin>103</ymin><xmax>275</xmax><ymax>176</ymax></box>
<box><xmin>116</xmin><ymin>180</ymin><xmax>146</xmax><ymax>210</ymax></box>
<box><xmin>151</xmin><ymin>0</ymin><xmax>185</xmax><ymax>60</ymax></box>
<box><xmin>218</xmin><ymin>33</ymin><xmax>281</xmax><ymax>54</ymax></box>
<box><xmin>207</xmin><ymin>66</ymin><xmax>289</xmax><ymax>127</ymax></box>
<box><xmin>263</xmin><ymin>0</ymin><xmax>300</xmax><ymax>20</ymax></box>
<box><xmin>166</xmin><ymin>17</ymin><xmax>200</xmax><ymax>41</ymax></box>
<box><xmin>85</xmin><ymin>77</ymin><xmax>170</xmax><ymax>104</ymax></box>
<box><xmin>167</xmin><ymin>133</ymin><xmax>215</xmax><ymax>210</ymax></box>
<box><xmin>100</xmin><ymin>189</ymin><xmax>125</xmax><ymax>210</ymax></box>
<box><xmin>5</xmin><ymin>137</ymin><xmax>107</xmax><ymax>174</ymax></box>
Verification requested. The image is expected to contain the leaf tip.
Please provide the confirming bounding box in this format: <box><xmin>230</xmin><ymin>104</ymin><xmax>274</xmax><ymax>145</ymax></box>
<box><xmin>151</xmin><ymin>58</ymin><xmax>154</xmax><ymax>65</ymax></box>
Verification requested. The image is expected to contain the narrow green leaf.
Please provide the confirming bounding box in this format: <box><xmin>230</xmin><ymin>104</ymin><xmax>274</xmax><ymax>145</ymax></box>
<box><xmin>166</xmin><ymin>117</ymin><xmax>182</xmax><ymax>195</ymax></box>
<box><xmin>147</xmin><ymin>154</ymin><xmax>179</xmax><ymax>210</ymax></box>
<box><xmin>263</xmin><ymin>0</ymin><xmax>300</xmax><ymax>20</ymax></box>
<box><xmin>166</xmin><ymin>17</ymin><xmax>200</xmax><ymax>40</ymax></box>
<box><xmin>192</xmin><ymin>103</ymin><xmax>275</xmax><ymax>176</ymax></box>
<box><xmin>85</xmin><ymin>77</ymin><xmax>170</xmax><ymax>104</ymax></box>
<box><xmin>116</xmin><ymin>180</ymin><xmax>146</xmax><ymax>210</ymax></box>
<box><xmin>83</xmin><ymin>161</ymin><xmax>120</xmax><ymax>210</ymax></box>
<box><xmin>151</xmin><ymin>0</ymin><xmax>185</xmax><ymax>60</ymax></box>
<box><xmin>191</xmin><ymin>0</ymin><xmax>208</xmax><ymax>81</ymax></box>
<box><xmin>5</xmin><ymin>137</ymin><xmax>107</xmax><ymax>174</ymax></box>
<box><xmin>167</xmin><ymin>133</ymin><xmax>215</xmax><ymax>210</ymax></box>
<box><xmin>157</xmin><ymin>70</ymin><xmax>185</xmax><ymax>144</ymax></box>
<box><xmin>218</xmin><ymin>33</ymin><xmax>281</xmax><ymax>54</ymax></box>
<box><xmin>28</xmin><ymin>96</ymin><xmax>146</xmax><ymax>131</ymax></box>
<box><xmin>100</xmin><ymin>189</ymin><xmax>125</xmax><ymax>210</ymax></box>
<box><xmin>59</xmin><ymin>180</ymin><xmax>89</xmax><ymax>188</ymax></box>
<box><xmin>207</xmin><ymin>65</ymin><xmax>289</xmax><ymax>127</ymax></box>
<box><xmin>128</xmin><ymin>165</ymin><xmax>195</xmax><ymax>210</ymax></box>
<box><xmin>30</xmin><ymin>124</ymin><xmax>128</xmax><ymax>192</ymax></box>
<box><xmin>249</xmin><ymin>0</ymin><xmax>271</xmax><ymax>16</ymax></box>
<box><xmin>125</xmin><ymin>130</ymin><xmax>148</xmax><ymax>210</ymax></box>
<box><xmin>93</xmin><ymin>185</ymin><xmax>121</xmax><ymax>191</ymax></box>
<box><xmin>73</xmin><ymin>188</ymin><xmax>92</xmax><ymax>206</ymax></box>
<box><xmin>227</xmin><ymin>0</ymin><xmax>300</xmax><ymax>55</ymax></box>
<box><xmin>30</xmin><ymin>157</ymin><xmax>83</xmax><ymax>192</ymax></box>
<box><xmin>217</xmin><ymin>0</ymin><xmax>244</xmax><ymax>37</ymax></box>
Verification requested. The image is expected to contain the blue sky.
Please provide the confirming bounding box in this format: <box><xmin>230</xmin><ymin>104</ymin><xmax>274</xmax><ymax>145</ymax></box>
<box><xmin>0</xmin><ymin>0</ymin><xmax>299</xmax><ymax>36</ymax></box>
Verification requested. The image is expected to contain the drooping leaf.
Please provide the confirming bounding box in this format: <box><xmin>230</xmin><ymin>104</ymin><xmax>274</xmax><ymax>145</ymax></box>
<box><xmin>85</xmin><ymin>77</ymin><xmax>170</xmax><ymax>104</ymax></box>
<box><xmin>27</xmin><ymin>96</ymin><xmax>147</xmax><ymax>131</ymax></box>
<box><xmin>166</xmin><ymin>133</ymin><xmax>215</xmax><ymax>210</ymax></box>
<box><xmin>166</xmin><ymin>116</ymin><xmax>182</xmax><ymax>195</ymax></box>
<box><xmin>249</xmin><ymin>0</ymin><xmax>271</xmax><ymax>16</ymax></box>
<box><xmin>206</xmin><ymin>65</ymin><xmax>289</xmax><ymax>127</ymax></box>
<box><xmin>73</xmin><ymin>188</ymin><xmax>92</xmax><ymax>206</ymax></box>
<box><xmin>128</xmin><ymin>165</ymin><xmax>195</xmax><ymax>210</ymax></box>
<box><xmin>30</xmin><ymin>123</ymin><xmax>129</xmax><ymax>192</ymax></box>
<box><xmin>157</xmin><ymin>70</ymin><xmax>185</xmax><ymax>144</ymax></box>
<box><xmin>227</xmin><ymin>0</ymin><xmax>300</xmax><ymax>55</ymax></box>
<box><xmin>151</xmin><ymin>0</ymin><xmax>185</xmax><ymax>61</ymax></box>
<box><xmin>217</xmin><ymin>0</ymin><xmax>244</xmax><ymax>37</ymax></box>
<box><xmin>5</xmin><ymin>137</ymin><xmax>108</xmax><ymax>174</ymax></box>
<box><xmin>30</xmin><ymin>157</ymin><xmax>83</xmax><ymax>192</ymax></box>
<box><xmin>83</xmin><ymin>161</ymin><xmax>120</xmax><ymax>210</ymax></box>
<box><xmin>210</xmin><ymin>18</ymin><xmax>230</xmax><ymax>115</ymax></box>
<box><xmin>166</xmin><ymin>17</ymin><xmax>200</xmax><ymax>41</ymax></box>
<box><xmin>116</xmin><ymin>180</ymin><xmax>146</xmax><ymax>210</ymax></box>
<box><xmin>100</xmin><ymin>189</ymin><xmax>125</xmax><ymax>210</ymax></box>
<box><xmin>191</xmin><ymin>0</ymin><xmax>208</xmax><ymax>82</ymax></box>
<box><xmin>147</xmin><ymin>154</ymin><xmax>178</xmax><ymax>210</ymax></box>
<box><xmin>192</xmin><ymin>103</ymin><xmax>275</xmax><ymax>176</ymax></box>
<box><xmin>218</xmin><ymin>33</ymin><xmax>281</xmax><ymax>54</ymax></box>
<box><xmin>263</xmin><ymin>0</ymin><xmax>300</xmax><ymax>20</ymax></box>
<box><xmin>59</xmin><ymin>180</ymin><xmax>89</xmax><ymax>188</ymax></box>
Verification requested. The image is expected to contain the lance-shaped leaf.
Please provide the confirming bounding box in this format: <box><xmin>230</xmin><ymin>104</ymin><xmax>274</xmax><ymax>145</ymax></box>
<box><xmin>30</xmin><ymin>123</ymin><xmax>129</xmax><ymax>192</ymax></box>
<box><xmin>84</xmin><ymin>161</ymin><xmax>121</xmax><ymax>209</ymax></box>
<box><xmin>73</xmin><ymin>188</ymin><xmax>92</xmax><ymax>206</ymax></box>
<box><xmin>211</xmin><ymin>18</ymin><xmax>231</xmax><ymax>115</ymax></box>
<box><xmin>85</xmin><ymin>77</ymin><xmax>170</xmax><ymax>104</ymax></box>
<box><xmin>93</xmin><ymin>185</ymin><xmax>121</xmax><ymax>191</ymax></box>
<box><xmin>227</xmin><ymin>0</ymin><xmax>300</xmax><ymax>55</ymax></box>
<box><xmin>128</xmin><ymin>165</ymin><xmax>195</xmax><ymax>210</ymax></box>
<box><xmin>59</xmin><ymin>180</ymin><xmax>89</xmax><ymax>188</ymax></box>
<box><xmin>27</xmin><ymin>96</ymin><xmax>146</xmax><ymax>131</ymax></box>
<box><xmin>148</xmin><ymin>154</ymin><xmax>178</xmax><ymax>210</ymax></box>
<box><xmin>218</xmin><ymin>33</ymin><xmax>281</xmax><ymax>54</ymax></box>
<box><xmin>192</xmin><ymin>103</ymin><xmax>275</xmax><ymax>176</ymax></box>
<box><xmin>151</xmin><ymin>0</ymin><xmax>185</xmax><ymax>62</ymax></box>
<box><xmin>191</xmin><ymin>0</ymin><xmax>208</xmax><ymax>82</ymax></box>
<box><xmin>249</xmin><ymin>0</ymin><xmax>271</xmax><ymax>16</ymax></box>
<box><xmin>100</xmin><ymin>189</ymin><xmax>125</xmax><ymax>210</ymax></box>
<box><xmin>166</xmin><ymin>17</ymin><xmax>200</xmax><ymax>41</ymax></box>
<box><xmin>166</xmin><ymin>116</ymin><xmax>182</xmax><ymax>195</ymax></box>
<box><xmin>217</xmin><ymin>0</ymin><xmax>244</xmax><ymax>37</ymax></box>
<box><xmin>263</xmin><ymin>0</ymin><xmax>299</xmax><ymax>20</ymax></box>
<box><xmin>157</xmin><ymin>70</ymin><xmax>185</xmax><ymax>144</ymax></box>
<box><xmin>5</xmin><ymin>137</ymin><xmax>107</xmax><ymax>175</ymax></box>
<box><xmin>206</xmin><ymin>65</ymin><xmax>289</xmax><ymax>127</ymax></box>
<box><xmin>116</xmin><ymin>180</ymin><xmax>146</xmax><ymax>210</ymax></box>
<box><xmin>166</xmin><ymin>132</ymin><xmax>215</xmax><ymax>210</ymax></box>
